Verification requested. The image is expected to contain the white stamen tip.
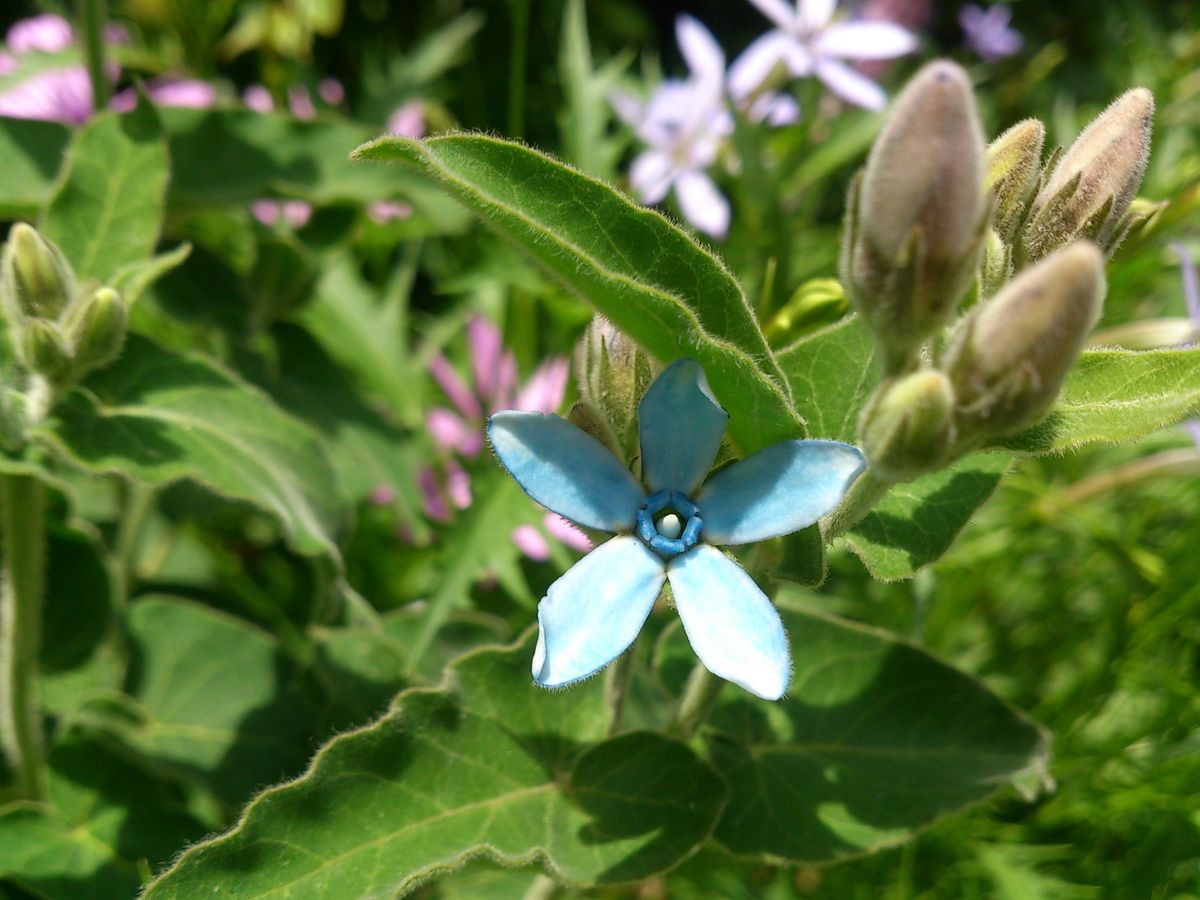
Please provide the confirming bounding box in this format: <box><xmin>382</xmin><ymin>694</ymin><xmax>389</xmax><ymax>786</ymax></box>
<box><xmin>657</xmin><ymin>513</ymin><xmax>683</xmax><ymax>539</ymax></box>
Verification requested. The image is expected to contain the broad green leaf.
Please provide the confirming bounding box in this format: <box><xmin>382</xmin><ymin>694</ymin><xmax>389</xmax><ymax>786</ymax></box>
<box><xmin>0</xmin><ymin>735</ymin><xmax>202</xmax><ymax>900</ymax></box>
<box><xmin>0</xmin><ymin>117</ymin><xmax>69</xmax><ymax>218</ymax></box>
<box><xmin>144</xmin><ymin>634</ymin><xmax>726</xmax><ymax>897</ymax></box>
<box><xmin>352</xmin><ymin>133</ymin><xmax>801</xmax><ymax>452</ymax></box>
<box><xmin>844</xmin><ymin>454</ymin><xmax>1011</xmax><ymax>581</ymax></box>
<box><xmin>998</xmin><ymin>347</ymin><xmax>1200</xmax><ymax>455</ymax></box>
<box><xmin>776</xmin><ymin>314</ymin><xmax>877</xmax><ymax>443</ymax></box>
<box><xmin>656</xmin><ymin>606</ymin><xmax>1049</xmax><ymax>865</ymax></box>
<box><xmin>311</xmin><ymin>627</ymin><xmax>407</xmax><ymax>731</ymax></box>
<box><xmin>119</xmin><ymin>597</ymin><xmax>318</xmax><ymax>805</ymax></box>
<box><xmin>41</xmin><ymin>99</ymin><xmax>170</xmax><ymax>284</ymax></box>
<box><xmin>35</xmin><ymin>335</ymin><xmax>344</xmax><ymax>558</ymax></box>
<box><xmin>107</xmin><ymin>243</ymin><xmax>192</xmax><ymax>307</ymax></box>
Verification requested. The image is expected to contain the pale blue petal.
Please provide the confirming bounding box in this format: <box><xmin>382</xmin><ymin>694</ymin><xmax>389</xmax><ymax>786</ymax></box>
<box><xmin>697</xmin><ymin>439</ymin><xmax>865</xmax><ymax>545</ymax></box>
<box><xmin>489</xmin><ymin>412</ymin><xmax>644</xmax><ymax>532</ymax></box>
<box><xmin>639</xmin><ymin>359</ymin><xmax>728</xmax><ymax>495</ymax></box>
<box><xmin>532</xmin><ymin>536</ymin><xmax>666</xmax><ymax>687</ymax></box>
<box><xmin>667</xmin><ymin>545</ymin><xmax>789</xmax><ymax>700</ymax></box>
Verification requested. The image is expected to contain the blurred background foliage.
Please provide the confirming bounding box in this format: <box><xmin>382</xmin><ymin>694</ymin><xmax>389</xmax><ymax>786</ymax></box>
<box><xmin>0</xmin><ymin>0</ymin><xmax>1198</xmax><ymax>897</ymax></box>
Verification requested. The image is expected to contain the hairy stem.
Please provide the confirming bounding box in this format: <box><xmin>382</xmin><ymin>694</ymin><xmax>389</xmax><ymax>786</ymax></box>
<box><xmin>0</xmin><ymin>474</ymin><xmax>47</xmax><ymax>800</ymax></box>
<box><xmin>603</xmin><ymin>648</ymin><xmax>636</xmax><ymax>737</ymax></box>
<box><xmin>78</xmin><ymin>0</ymin><xmax>110</xmax><ymax>112</ymax></box>
<box><xmin>666</xmin><ymin>663</ymin><xmax>722</xmax><ymax>741</ymax></box>
<box><xmin>522</xmin><ymin>874</ymin><xmax>561</xmax><ymax>900</ymax></box>
<box><xmin>819</xmin><ymin>470</ymin><xmax>892</xmax><ymax>543</ymax></box>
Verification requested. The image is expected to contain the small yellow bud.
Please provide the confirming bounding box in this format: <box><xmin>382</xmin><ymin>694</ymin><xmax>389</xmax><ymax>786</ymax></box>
<box><xmin>66</xmin><ymin>287</ymin><xmax>128</xmax><ymax>375</ymax></box>
<box><xmin>764</xmin><ymin>278</ymin><xmax>848</xmax><ymax>345</ymax></box>
<box><xmin>1</xmin><ymin>223</ymin><xmax>75</xmax><ymax>322</ymax></box>
<box><xmin>946</xmin><ymin>241</ymin><xmax>1105</xmax><ymax>438</ymax></box>
<box><xmin>986</xmin><ymin>118</ymin><xmax>1045</xmax><ymax>242</ymax></box>
<box><xmin>860</xmin><ymin>369</ymin><xmax>956</xmax><ymax>482</ymax></box>
<box><xmin>1023</xmin><ymin>88</ymin><xmax>1153</xmax><ymax>261</ymax></box>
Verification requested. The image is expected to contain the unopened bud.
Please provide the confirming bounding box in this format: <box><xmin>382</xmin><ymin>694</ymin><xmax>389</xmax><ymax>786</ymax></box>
<box><xmin>765</xmin><ymin>278</ymin><xmax>848</xmax><ymax>345</ymax></box>
<box><xmin>574</xmin><ymin>317</ymin><xmax>654</xmax><ymax>467</ymax></box>
<box><xmin>860</xmin><ymin>369</ymin><xmax>956</xmax><ymax>482</ymax></box>
<box><xmin>979</xmin><ymin>228</ymin><xmax>1011</xmax><ymax>300</ymax></box>
<box><xmin>1</xmin><ymin>223</ymin><xmax>74</xmax><ymax>322</ymax></box>
<box><xmin>19</xmin><ymin>319</ymin><xmax>74</xmax><ymax>382</ymax></box>
<box><xmin>946</xmin><ymin>241</ymin><xmax>1105</xmax><ymax>438</ymax></box>
<box><xmin>844</xmin><ymin>60</ymin><xmax>988</xmax><ymax>373</ymax></box>
<box><xmin>1023</xmin><ymin>88</ymin><xmax>1153</xmax><ymax>262</ymax></box>
<box><xmin>66</xmin><ymin>287</ymin><xmax>127</xmax><ymax>375</ymax></box>
<box><xmin>986</xmin><ymin>118</ymin><xmax>1045</xmax><ymax>242</ymax></box>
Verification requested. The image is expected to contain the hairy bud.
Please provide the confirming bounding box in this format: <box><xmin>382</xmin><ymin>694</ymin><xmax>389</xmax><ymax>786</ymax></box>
<box><xmin>860</xmin><ymin>369</ymin><xmax>956</xmax><ymax>482</ymax></box>
<box><xmin>19</xmin><ymin>319</ymin><xmax>74</xmax><ymax>382</ymax></box>
<box><xmin>979</xmin><ymin>228</ymin><xmax>1011</xmax><ymax>300</ymax></box>
<box><xmin>1</xmin><ymin>223</ymin><xmax>75</xmax><ymax>323</ymax></box>
<box><xmin>1023</xmin><ymin>88</ymin><xmax>1153</xmax><ymax>262</ymax></box>
<box><xmin>66</xmin><ymin>287</ymin><xmax>128</xmax><ymax>375</ymax></box>
<box><xmin>986</xmin><ymin>118</ymin><xmax>1045</xmax><ymax>242</ymax></box>
<box><xmin>843</xmin><ymin>60</ymin><xmax>988</xmax><ymax>373</ymax></box>
<box><xmin>946</xmin><ymin>241</ymin><xmax>1105</xmax><ymax>438</ymax></box>
<box><xmin>573</xmin><ymin>317</ymin><xmax>654</xmax><ymax>468</ymax></box>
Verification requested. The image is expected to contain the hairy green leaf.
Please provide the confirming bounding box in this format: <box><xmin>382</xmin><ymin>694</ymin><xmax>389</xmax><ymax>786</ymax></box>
<box><xmin>144</xmin><ymin>635</ymin><xmax>725</xmax><ymax>897</ymax></box>
<box><xmin>352</xmin><ymin>133</ymin><xmax>800</xmax><ymax>452</ymax></box>
<box><xmin>35</xmin><ymin>335</ymin><xmax>344</xmax><ymax>557</ymax></box>
<box><xmin>657</xmin><ymin>606</ymin><xmax>1049</xmax><ymax>865</ymax></box>
<box><xmin>776</xmin><ymin>314</ymin><xmax>877</xmax><ymax>443</ymax></box>
<box><xmin>41</xmin><ymin>100</ymin><xmax>170</xmax><ymax>284</ymax></box>
<box><xmin>998</xmin><ymin>347</ymin><xmax>1200</xmax><ymax>455</ymax></box>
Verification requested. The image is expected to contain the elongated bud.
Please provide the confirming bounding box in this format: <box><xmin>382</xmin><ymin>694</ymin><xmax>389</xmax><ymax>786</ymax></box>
<box><xmin>19</xmin><ymin>319</ymin><xmax>74</xmax><ymax>382</ymax></box>
<box><xmin>765</xmin><ymin>278</ymin><xmax>848</xmax><ymax>345</ymax></box>
<box><xmin>1023</xmin><ymin>89</ymin><xmax>1153</xmax><ymax>262</ymax></box>
<box><xmin>986</xmin><ymin>118</ymin><xmax>1045</xmax><ymax>242</ymax></box>
<box><xmin>844</xmin><ymin>60</ymin><xmax>988</xmax><ymax>373</ymax></box>
<box><xmin>860</xmin><ymin>369</ymin><xmax>956</xmax><ymax>482</ymax></box>
<box><xmin>979</xmin><ymin>228</ymin><xmax>1011</xmax><ymax>299</ymax></box>
<box><xmin>573</xmin><ymin>317</ymin><xmax>655</xmax><ymax>467</ymax></box>
<box><xmin>1</xmin><ymin>223</ymin><xmax>75</xmax><ymax>322</ymax></box>
<box><xmin>946</xmin><ymin>241</ymin><xmax>1105</xmax><ymax>438</ymax></box>
<box><xmin>66</xmin><ymin>287</ymin><xmax>128</xmax><ymax>375</ymax></box>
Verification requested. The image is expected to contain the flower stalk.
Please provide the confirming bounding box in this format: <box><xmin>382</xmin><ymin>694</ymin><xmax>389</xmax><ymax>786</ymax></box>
<box><xmin>667</xmin><ymin>663</ymin><xmax>723</xmax><ymax>741</ymax></box>
<box><xmin>0</xmin><ymin>473</ymin><xmax>48</xmax><ymax>800</ymax></box>
<box><xmin>78</xmin><ymin>0</ymin><xmax>110</xmax><ymax>112</ymax></box>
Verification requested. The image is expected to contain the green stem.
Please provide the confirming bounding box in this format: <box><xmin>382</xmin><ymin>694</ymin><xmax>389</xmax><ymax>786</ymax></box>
<box><xmin>506</xmin><ymin>0</ymin><xmax>530</xmax><ymax>138</ymax></box>
<box><xmin>666</xmin><ymin>663</ymin><xmax>722</xmax><ymax>741</ymax></box>
<box><xmin>0</xmin><ymin>474</ymin><xmax>47</xmax><ymax>800</ymax></box>
<box><xmin>113</xmin><ymin>481</ymin><xmax>154</xmax><ymax>609</ymax></box>
<box><xmin>819</xmin><ymin>471</ymin><xmax>892</xmax><ymax>543</ymax></box>
<box><xmin>522</xmin><ymin>874</ymin><xmax>561</xmax><ymax>900</ymax></box>
<box><xmin>78</xmin><ymin>0</ymin><xmax>110</xmax><ymax>113</ymax></box>
<box><xmin>603</xmin><ymin>648</ymin><xmax>636</xmax><ymax>737</ymax></box>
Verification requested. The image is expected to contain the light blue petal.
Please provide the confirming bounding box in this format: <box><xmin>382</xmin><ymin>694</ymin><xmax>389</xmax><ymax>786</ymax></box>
<box><xmin>639</xmin><ymin>359</ymin><xmax>728</xmax><ymax>495</ymax></box>
<box><xmin>532</xmin><ymin>535</ymin><xmax>666</xmax><ymax>688</ymax></box>
<box><xmin>489</xmin><ymin>411</ymin><xmax>644</xmax><ymax>532</ymax></box>
<box><xmin>697</xmin><ymin>440</ymin><xmax>865</xmax><ymax>545</ymax></box>
<box><xmin>667</xmin><ymin>545</ymin><xmax>789</xmax><ymax>700</ymax></box>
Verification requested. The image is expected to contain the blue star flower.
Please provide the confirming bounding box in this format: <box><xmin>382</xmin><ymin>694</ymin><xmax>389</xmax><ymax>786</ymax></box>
<box><xmin>488</xmin><ymin>359</ymin><xmax>865</xmax><ymax>700</ymax></box>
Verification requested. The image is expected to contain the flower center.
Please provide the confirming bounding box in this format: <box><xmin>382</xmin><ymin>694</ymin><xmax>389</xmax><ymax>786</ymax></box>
<box><xmin>636</xmin><ymin>490</ymin><xmax>703</xmax><ymax>559</ymax></box>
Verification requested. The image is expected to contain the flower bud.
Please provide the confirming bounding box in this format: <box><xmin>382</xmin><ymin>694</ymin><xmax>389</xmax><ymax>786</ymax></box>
<box><xmin>945</xmin><ymin>241</ymin><xmax>1105</xmax><ymax>438</ymax></box>
<box><xmin>978</xmin><ymin>228</ymin><xmax>1011</xmax><ymax>300</ymax></box>
<box><xmin>986</xmin><ymin>118</ymin><xmax>1045</xmax><ymax>242</ymax></box>
<box><xmin>860</xmin><ymin>369</ymin><xmax>956</xmax><ymax>482</ymax></box>
<box><xmin>1</xmin><ymin>223</ymin><xmax>75</xmax><ymax>322</ymax></box>
<box><xmin>19</xmin><ymin>319</ymin><xmax>74</xmax><ymax>382</ymax></box>
<box><xmin>764</xmin><ymin>278</ymin><xmax>848</xmax><ymax>346</ymax></box>
<box><xmin>573</xmin><ymin>317</ymin><xmax>654</xmax><ymax>467</ymax></box>
<box><xmin>844</xmin><ymin>60</ymin><xmax>988</xmax><ymax>373</ymax></box>
<box><xmin>65</xmin><ymin>287</ymin><xmax>127</xmax><ymax>375</ymax></box>
<box><xmin>1022</xmin><ymin>88</ymin><xmax>1153</xmax><ymax>262</ymax></box>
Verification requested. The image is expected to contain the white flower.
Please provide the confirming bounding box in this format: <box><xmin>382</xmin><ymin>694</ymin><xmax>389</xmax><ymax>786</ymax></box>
<box><xmin>731</xmin><ymin>0</ymin><xmax>917</xmax><ymax>112</ymax></box>
<box><xmin>611</xmin><ymin>16</ymin><xmax>734</xmax><ymax>239</ymax></box>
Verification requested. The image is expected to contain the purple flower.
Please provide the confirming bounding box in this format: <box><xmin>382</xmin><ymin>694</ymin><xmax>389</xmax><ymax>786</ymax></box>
<box><xmin>251</xmin><ymin>199</ymin><xmax>312</xmax><ymax>229</ymax></box>
<box><xmin>388</xmin><ymin>101</ymin><xmax>425</xmax><ymax>139</ymax></box>
<box><xmin>288</xmin><ymin>85</ymin><xmax>316</xmax><ymax>120</ymax></box>
<box><xmin>110</xmin><ymin>78</ymin><xmax>218</xmax><ymax>112</ymax></box>
<box><xmin>6</xmin><ymin>14</ymin><xmax>73</xmax><ymax>54</ymax></box>
<box><xmin>367</xmin><ymin>200</ymin><xmax>414</xmax><ymax>224</ymax></box>
<box><xmin>960</xmin><ymin>4</ymin><xmax>1022</xmax><ymax>61</ymax></box>
<box><xmin>318</xmin><ymin>78</ymin><xmax>344</xmax><ymax>105</ymax></box>
<box><xmin>243</xmin><ymin>84</ymin><xmax>274</xmax><ymax>113</ymax></box>
<box><xmin>1172</xmin><ymin>242</ymin><xmax>1200</xmax><ymax>447</ymax></box>
<box><xmin>731</xmin><ymin>0</ymin><xmax>918</xmax><ymax>112</ymax></box>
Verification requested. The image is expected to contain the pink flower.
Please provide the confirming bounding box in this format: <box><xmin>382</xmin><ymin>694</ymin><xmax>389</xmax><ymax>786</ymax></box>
<box><xmin>243</xmin><ymin>84</ymin><xmax>274</xmax><ymax>113</ymax></box>
<box><xmin>318</xmin><ymin>78</ymin><xmax>344</xmax><ymax>105</ymax></box>
<box><xmin>959</xmin><ymin>4</ymin><xmax>1022</xmax><ymax>62</ymax></box>
<box><xmin>111</xmin><ymin>78</ymin><xmax>218</xmax><ymax>112</ymax></box>
<box><xmin>288</xmin><ymin>85</ymin><xmax>316</xmax><ymax>120</ymax></box>
<box><xmin>388</xmin><ymin>100</ymin><xmax>425</xmax><ymax>138</ymax></box>
<box><xmin>367</xmin><ymin>200</ymin><xmax>414</xmax><ymax>224</ymax></box>
<box><xmin>251</xmin><ymin>199</ymin><xmax>312</xmax><ymax>228</ymax></box>
<box><xmin>6</xmin><ymin>15</ymin><xmax>73</xmax><ymax>54</ymax></box>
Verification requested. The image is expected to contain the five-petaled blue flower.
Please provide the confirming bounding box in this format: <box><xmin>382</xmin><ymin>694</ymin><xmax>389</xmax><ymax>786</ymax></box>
<box><xmin>488</xmin><ymin>359</ymin><xmax>865</xmax><ymax>700</ymax></box>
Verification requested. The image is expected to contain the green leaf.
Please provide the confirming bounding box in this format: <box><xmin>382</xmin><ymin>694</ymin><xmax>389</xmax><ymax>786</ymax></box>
<box><xmin>0</xmin><ymin>735</ymin><xmax>202</xmax><ymax>900</ymax></box>
<box><xmin>657</xmin><ymin>606</ymin><xmax>1049</xmax><ymax>865</ymax></box>
<box><xmin>998</xmin><ymin>347</ymin><xmax>1200</xmax><ymax>455</ymax></box>
<box><xmin>776</xmin><ymin>314</ymin><xmax>877</xmax><ymax>443</ymax></box>
<box><xmin>108</xmin><ymin>243</ymin><xmax>192</xmax><ymax>307</ymax></box>
<box><xmin>143</xmin><ymin>634</ymin><xmax>726</xmax><ymax>897</ymax></box>
<box><xmin>40</xmin><ymin>100</ymin><xmax>170</xmax><ymax>284</ymax></box>
<box><xmin>353</xmin><ymin>133</ymin><xmax>801</xmax><ymax>452</ymax></box>
<box><xmin>844</xmin><ymin>453</ymin><xmax>1011</xmax><ymax>581</ymax></box>
<box><xmin>119</xmin><ymin>597</ymin><xmax>318</xmax><ymax>805</ymax></box>
<box><xmin>0</xmin><ymin>117</ymin><xmax>70</xmax><ymax>218</ymax></box>
<box><xmin>35</xmin><ymin>334</ymin><xmax>344</xmax><ymax>558</ymax></box>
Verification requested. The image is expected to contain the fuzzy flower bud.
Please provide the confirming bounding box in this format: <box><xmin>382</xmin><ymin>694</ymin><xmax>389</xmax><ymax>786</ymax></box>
<box><xmin>1022</xmin><ymin>88</ymin><xmax>1153</xmax><ymax>262</ymax></box>
<box><xmin>946</xmin><ymin>241</ymin><xmax>1105</xmax><ymax>438</ymax></box>
<box><xmin>860</xmin><ymin>369</ymin><xmax>956</xmax><ymax>482</ymax></box>
<box><xmin>1</xmin><ymin>223</ymin><xmax>74</xmax><ymax>322</ymax></box>
<box><xmin>65</xmin><ymin>287</ymin><xmax>127</xmax><ymax>375</ymax></box>
<box><xmin>573</xmin><ymin>317</ymin><xmax>654</xmax><ymax>468</ymax></box>
<box><xmin>843</xmin><ymin>60</ymin><xmax>988</xmax><ymax>373</ymax></box>
<box><xmin>19</xmin><ymin>318</ymin><xmax>74</xmax><ymax>382</ymax></box>
<box><xmin>986</xmin><ymin>118</ymin><xmax>1045</xmax><ymax>242</ymax></box>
